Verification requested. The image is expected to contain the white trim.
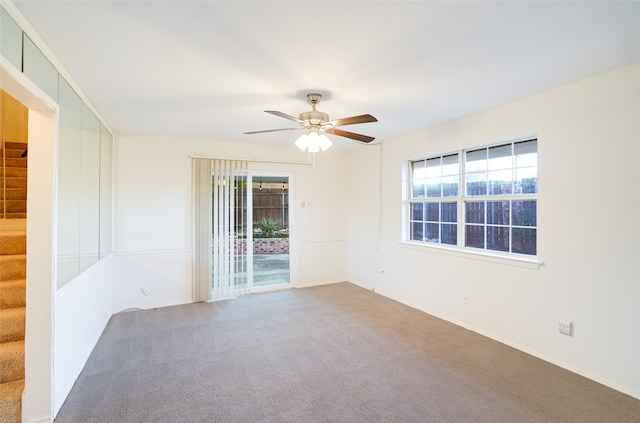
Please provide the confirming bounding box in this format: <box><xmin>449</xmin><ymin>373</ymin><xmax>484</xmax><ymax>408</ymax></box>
<box><xmin>400</xmin><ymin>241</ymin><xmax>541</xmax><ymax>270</ymax></box>
<box><xmin>298</xmin><ymin>238</ymin><xmax>347</xmax><ymax>244</ymax></box>
<box><xmin>113</xmin><ymin>249</ymin><xmax>191</xmax><ymax>256</ymax></box>
<box><xmin>25</xmin><ymin>417</ymin><xmax>52</xmax><ymax>423</ymax></box>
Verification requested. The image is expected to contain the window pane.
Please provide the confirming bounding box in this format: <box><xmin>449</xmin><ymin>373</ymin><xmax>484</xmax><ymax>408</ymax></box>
<box><xmin>425</xmin><ymin>223</ymin><xmax>439</xmax><ymax>243</ymax></box>
<box><xmin>465</xmin><ymin>225</ymin><xmax>484</xmax><ymax>248</ymax></box>
<box><xmin>465</xmin><ymin>149</ymin><xmax>486</xmax><ymax>173</ymax></box>
<box><xmin>513</xmin><ymin>140</ymin><xmax>538</xmax><ymax>158</ymax></box>
<box><xmin>426</xmin><ymin>157</ymin><xmax>441</xmax><ymax>178</ymax></box>
<box><xmin>487</xmin><ymin>201</ymin><xmax>509</xmax><ymax>225</ymax></box>
<box><xmin>512</xmin><ymin>228</ymin><xmax>536</xmax><ymax>255</ymax></box>
<box><xmin>412</xmin><ymin>181</ymin><xmax>425</xmax><ymax>198</ymax></box>
<box><xmin>516</xmin><ymin>152</ymin><xmax>537</xmax><ymax>168</ymax></box>
<box><xmin>412</xmin><ymin>160</ymin><xmax>426</xmax><ymax>198</ymax></box>
<box><xmin>426</xmin><ymin>203</ymin><xmax>439</xmax><ymax>222</ymax></box>
<box><xmin>412</xmin><ymin>160</ymin><xmax>426</xmax><ymax>179</ymax></box>
<box><xmin>411</xmin><ymin>222</ymin><xmax>424</xmax><ymax>241</ymax></box>
<box><xmin>512</xmin><ymin>200</ymin><xmax>536</xmax><ymax>227</ymax></box>
<box><xmin>442</xmin><ymin>175</ymin><xmax>458</xmax><ymax>197</ymax></box>
<box><xmin>487</xmin><ymin>226</ymin><xmax>509</xmax><ymax>252</ymax></box>
<box><xmin>441</xmin><ymin>202</ymin><xmax>457</xmax><ymax>223</ymax></box>
<box><xmin>465</xmin><ymin>202</ymin><xmax>484</xmax><ymax>224</ymax></box>
<box><xmin>488</xmin><ymin>169</ymin><xmax>513</xmax><ymax>195</ymax></box>
<box><xmin>441</xmin><ymin>224</ymin><xmax>457</xmax><ymax>245</ymax></box>
<box><xmin>426</xmin><ymin>178</ymin><xmax>442</xmax><ymax>197</ymax></box>
<box><xmin>488</xmin><ymin>144</ymin><xmax>512</xmax><ymax>170</ymax></box>
<box><xmin>466</xmin><ymin>172</ymin><xmax>487</xmax><ymax>196</ymax></box>
<box><xmin>411</xmin><ymin>203</ymin><xmax>423</xmax><ymax>221</ymax></box>
<box><xmin>515</xmin><ymin>167</ymin><xmax>537</xmax><ymax>194</ymax></box>
<box><xmin>441</xmin><ymin>154</ymin><xmax>459</xmax><ymax>176</ymax></box>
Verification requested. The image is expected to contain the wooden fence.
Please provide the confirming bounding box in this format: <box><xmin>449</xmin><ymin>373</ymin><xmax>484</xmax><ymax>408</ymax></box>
<box><xmin>252</xmin><ymin>187</ymin><xmax>289</xmax><ymax>228</ymax></box>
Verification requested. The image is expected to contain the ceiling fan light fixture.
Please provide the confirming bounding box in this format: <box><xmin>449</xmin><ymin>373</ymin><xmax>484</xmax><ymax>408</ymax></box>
<box><xmin>295</xmin><ymin>129</ymin><xmax>332</xmax><ymax>153</ymax></box>
<box><xmin>247</xmin><ymin>92</ymin><xmax>376</xmax><ymax>148</ymax></box>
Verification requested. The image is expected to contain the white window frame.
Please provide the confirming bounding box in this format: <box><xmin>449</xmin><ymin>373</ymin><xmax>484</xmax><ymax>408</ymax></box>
<box><xmin>403</xmin><ymin>137</ymin><xmax>540</xmax><ymax>268</ymax></box>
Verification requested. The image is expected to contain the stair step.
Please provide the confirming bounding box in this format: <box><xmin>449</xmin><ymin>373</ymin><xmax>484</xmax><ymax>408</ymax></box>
<box><xmin>2</xmin><ymin>158</ymin><xmax>26</xmax><ymax>169</ymax></box>
<box><xmin>0</xmin><ymin>234</ymin><xmax>26</xmax><ymax>256</ymax></box>
<box><xmin>3</xmin><ymin>168</ymin><xmax>26</xmax><ymax>179</ymax></box>
<box><xmin>0</xmin><ymin>214</ymin><xmax>26</xmax><ymax>220</ymax></box>
<box><xmin>3</xmin><ymin>142</ymin><xmax>27</xmax><ymax>151</ymax></box>
<box><xmin>0</xmin><ymin>147</ymin><xmax>26</xmax><ymax>158</ymax></box>
<box><xmin>0</xmin><ymin>201</ymin><xmax>26</xmax><ymax>214</ymax></box>
<box><xmin>0</xmin><ymin>177</ymin><xmax>27</xmax><ymax>189</ymax></box>
<box><xmin>0</xmin><ymin>340</ymin><xmax>24</xmax><ymax>384</ymax></box>
<box><xmin>0</xmin><ymin>378</ymin><xmax>23</xmax><ymax>423</ymax></box>
<box><xmin>0</xmin><ymin>308</ymin><xmax>25</xmax><ymax>343</ymax></box>
<box><xmin>0</xmin><ymin>281</ymin><xmax>25</xmax><ymax>309</ymax></box>
<box><xmin>0</xmin><ymin>255</ymin><xmax>26</xmax><ymax>281</ymax></box>
<box><xmin>2</xmin><ymin>188</ymin><xmax>27</xmax><ymax>201</ymax></box>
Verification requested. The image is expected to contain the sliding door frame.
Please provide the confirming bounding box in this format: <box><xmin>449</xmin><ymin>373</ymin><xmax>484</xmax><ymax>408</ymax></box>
<box><xmin>246</xmin><ymin>169</ymin><xmax>297</xmax><ymax>293</ymax></box>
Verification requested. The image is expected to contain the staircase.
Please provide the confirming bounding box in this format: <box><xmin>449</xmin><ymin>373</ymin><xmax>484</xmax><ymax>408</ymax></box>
<box><xmin>0</xmin><ymin>141</ymin><xmax>27</xmax><ymax>423</ymax></box>
<box><xmin>0</xmin><ymin>226</ymin><xmax>26</xmax><ymax>423</ymax></box>
<box><xmin>1</xmin><ymin>142</ymin><xmax>28</xmax><ymax>219</ymax></box>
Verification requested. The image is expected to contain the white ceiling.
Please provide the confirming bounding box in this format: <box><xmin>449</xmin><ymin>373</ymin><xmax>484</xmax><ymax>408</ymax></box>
<box><xmin>12</xmin><ymin>1</ymin><xmax>640</xmax><ymax>149</ymax></box>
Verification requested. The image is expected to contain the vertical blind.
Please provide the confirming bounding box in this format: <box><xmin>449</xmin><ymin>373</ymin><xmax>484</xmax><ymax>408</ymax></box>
<box><xmin>193</xmin><ymin>158</ymin><xmax>248</xmax><ymax>301</ymax></box>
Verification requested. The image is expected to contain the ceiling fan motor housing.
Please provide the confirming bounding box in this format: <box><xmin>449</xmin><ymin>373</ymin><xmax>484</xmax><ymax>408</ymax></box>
<box><xmin>299</xmin><ymin>110</ymin><xmax>329</xmax><ymax>126</ymax></box>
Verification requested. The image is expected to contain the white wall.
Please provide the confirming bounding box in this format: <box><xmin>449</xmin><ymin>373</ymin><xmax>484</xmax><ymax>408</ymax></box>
<box><xmin>23</xmin><ymin>103</ymin><xmax>55</xmax><ymax>423</ymax></box>
<box><xmin>112</xmin><ymin>136</ymin><xmax>350</xmax><ymax>312</ymax></box>
<box><xmin>348</xmin><ymin>64</ymin><xmax>640</xmax><ymax>398</ymax></box>
<box><xmin>53</xmin><ymin>257</ymin><xmax>113</xmax><ymax>415</ymax></box>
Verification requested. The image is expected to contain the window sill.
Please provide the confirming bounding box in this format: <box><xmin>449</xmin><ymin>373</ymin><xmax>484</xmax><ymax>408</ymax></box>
<box><xmin>399</xmin><ymin>241</ymin><xmax>542</xmax><ymax>270</ymax></box>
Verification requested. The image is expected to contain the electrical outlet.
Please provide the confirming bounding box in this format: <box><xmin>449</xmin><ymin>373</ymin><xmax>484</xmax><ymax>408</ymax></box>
<box><xmin>558</xmin><ymin>321</ymin><xmax>573</xmax><ymax>336</ymax></box>
<box><xmin>141</xmin><ymin>287</ymin><xmax>151</xmax><ymax>296</ymax></box>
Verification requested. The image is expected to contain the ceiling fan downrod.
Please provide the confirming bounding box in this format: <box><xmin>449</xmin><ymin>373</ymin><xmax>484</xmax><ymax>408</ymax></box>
<box><xmin>299</xmin><ymin>93</ymin><xmax>328</xmax><ymax>125</ymax></box>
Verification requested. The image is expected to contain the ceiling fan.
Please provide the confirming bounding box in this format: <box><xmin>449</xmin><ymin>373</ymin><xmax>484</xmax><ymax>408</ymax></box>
<box><xmin>244</xmin><ymin>93</ymin><xmax>377</xmax><ymax>152</ymax></box>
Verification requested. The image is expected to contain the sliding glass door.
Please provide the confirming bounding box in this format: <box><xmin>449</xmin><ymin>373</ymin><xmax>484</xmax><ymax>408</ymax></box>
<box><xmin>193</xmin><ymin>161</ymin><xmax>291</xmax><ymax>301</ymax></box>
<box><xmin>251</xmin><ymin>176</ymin><xmax>290</xmax><ymax>288</ymax></box>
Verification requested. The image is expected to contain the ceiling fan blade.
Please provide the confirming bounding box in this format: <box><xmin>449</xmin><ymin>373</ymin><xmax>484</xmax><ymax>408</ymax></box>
<box><xmin>244</xmin><ymin>127</ymin><xmax>304</xmax><ymax>135</ymax></box>
<box><xmin>326</xmin><ymin>114</ymin><xmax>377</xmax><ymax>127</ymax></box>
<box><xmin>265</xmin><ymin>110</ymin><xmax>306</xmax><ymax>125</ymax></box>
<box><xmin>325</xmin><ymin>127</ymin><xmax>375</xmax><ymax>143</ymax></box>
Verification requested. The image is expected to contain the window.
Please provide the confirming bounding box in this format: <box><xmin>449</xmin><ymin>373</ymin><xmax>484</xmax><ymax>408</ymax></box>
<box><xmin>408</xmin><ymin>139</ymin><xmax>537</xmax><ymax>257</ymax></box>
<box><xmin>410</xmin><ymin>154</ymin><xmax>459</xmax><ymax>245</ymax></box>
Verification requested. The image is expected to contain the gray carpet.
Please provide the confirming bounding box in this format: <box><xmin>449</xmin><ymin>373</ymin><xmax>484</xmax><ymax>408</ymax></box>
<box><xmin>54</xmin><ymin>282</ymin><xmax>639</xmax><ymax>422</ymax></box>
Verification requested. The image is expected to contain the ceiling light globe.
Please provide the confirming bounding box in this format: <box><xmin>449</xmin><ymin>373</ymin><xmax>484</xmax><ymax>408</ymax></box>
<box><xmin>306</xmin><ymin>132</ymin><xmax>321</xmax><ymax>153</ymax></box>
<box><xmin>295</xmin><ymin>134</ymin><xmax>309</xmax><ymax>151</ymax></box>
<box><xmin>318</xmin><ymin>134</ymin><xmax>332</xmax><ymax>151</ymax></box>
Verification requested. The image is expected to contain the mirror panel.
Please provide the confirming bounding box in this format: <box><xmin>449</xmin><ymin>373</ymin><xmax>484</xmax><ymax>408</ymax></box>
<box><xmin>23</xmin><ymin>35</ymin><xmax>58</xmax><ymax>101</ymax></box>
<box><xmin>57</xmin><ymin>76</ymin><xmax>82</xmax><ymax>288</ymax></box>
<box><xmin>1</xmin><ymin>7</ymin><xmax>23</xmax><ymax>70</ymax></box>
<box><xmin>79</xmin><ymin>104</ymin><xmax>100</xmax><ymax>272</ymax></box>
<box><xmin>99</xmin><ymin>125</ymin><xmax>113</xmax><ymax>258</ymax></box>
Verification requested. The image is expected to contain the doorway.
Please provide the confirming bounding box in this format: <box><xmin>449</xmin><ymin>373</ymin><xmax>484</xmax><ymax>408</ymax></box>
<box><xmin>250</xmin><ymin>175</ymin><xmax>290</xmax><ymax>288</ymax></box>
<box><xmin>197</xmin><ymin>161</ymin><xmax>293</xmax><ymax>300</ymax></box>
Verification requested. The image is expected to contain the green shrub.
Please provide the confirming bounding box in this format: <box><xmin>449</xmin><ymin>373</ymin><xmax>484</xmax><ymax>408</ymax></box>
<box><xmin>255</xmin><ymin>217</ymin><xmax>279</xmax><ymax>238</ymax></box>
